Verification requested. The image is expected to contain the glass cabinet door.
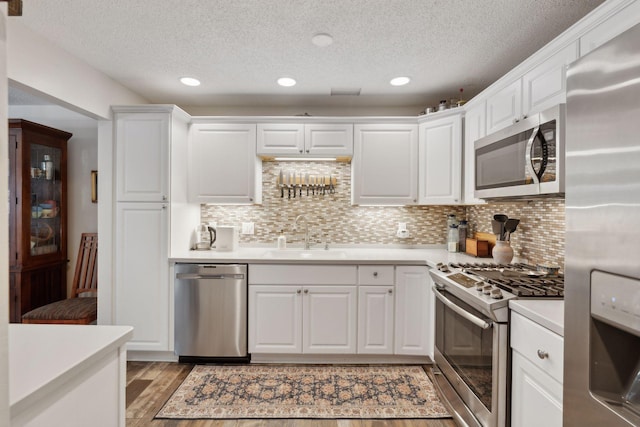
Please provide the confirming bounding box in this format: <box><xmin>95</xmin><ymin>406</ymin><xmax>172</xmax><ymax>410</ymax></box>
<box><xmin>29</xmin><ymin>143</ymin><xmax>63</xmax><ymax>257</ymax></box>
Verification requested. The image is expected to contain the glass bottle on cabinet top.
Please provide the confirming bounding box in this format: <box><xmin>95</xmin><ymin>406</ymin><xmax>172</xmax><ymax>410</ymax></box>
<box><xmin>8</xmin><ymin>119</ymin><xmax>71</xmax><ymax>323</ymax></box>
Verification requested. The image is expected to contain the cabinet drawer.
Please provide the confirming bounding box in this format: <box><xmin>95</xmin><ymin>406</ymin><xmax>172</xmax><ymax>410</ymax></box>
<box><xmin>358</xmin><ymin>266</ymin><xmax>395</xmax><ymax>285</ymax></box>
<box><xmin>249</xmin><ymin>264</ymin><xmax>357</xmax><ymax>285</ymax></box>
<box><xmin>511</xmin><ymin>312</ymin><xmax>564</xmax><ymax>382</ymax></box>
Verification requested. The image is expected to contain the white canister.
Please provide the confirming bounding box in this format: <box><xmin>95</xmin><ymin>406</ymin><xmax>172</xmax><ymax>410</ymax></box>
<box><xmin>216</xmin><ymin>225</ymin><xmax>238</xmax><ymax>251</ymax></box>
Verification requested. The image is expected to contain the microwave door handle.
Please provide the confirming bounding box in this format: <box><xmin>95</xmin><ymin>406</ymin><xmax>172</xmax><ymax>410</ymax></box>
<box><xmin>432</xmin><ymin>286</ymin><xmax>493</xmax><ymax>329</ymax></box>
<box><xmin>525</xmin><ymin>125</ymin><xmax>541</xmax><ymax>184</ymax></box>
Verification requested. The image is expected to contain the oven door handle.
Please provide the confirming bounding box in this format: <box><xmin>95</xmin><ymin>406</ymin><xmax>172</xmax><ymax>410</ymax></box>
<box><xmin>432</xmin><ymin>286</ymin><xmax>493</xmax><ymax>329</ymax></box>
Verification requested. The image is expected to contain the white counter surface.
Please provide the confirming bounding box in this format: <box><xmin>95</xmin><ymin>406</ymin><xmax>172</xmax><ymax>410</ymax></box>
<box><xmin>509</xmin><ymin>300</ymin><xmax>564</xmax><ymax>337</ymax></box>
<box><xmin>171</xmin><ymin>246</ymin><xmax>489</xmax><ymax>266</ymax></box>
<box><xmin>9</xmin><ymin>324</ymin><xmax>133</xmax><ymax>415</ymax></box>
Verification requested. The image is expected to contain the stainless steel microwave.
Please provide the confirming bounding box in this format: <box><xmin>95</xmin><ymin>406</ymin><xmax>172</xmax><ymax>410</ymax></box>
<box><xmin>474</xmin><ymin>104</ymin><xmax>565</xmax><ymax>199</ymax></box>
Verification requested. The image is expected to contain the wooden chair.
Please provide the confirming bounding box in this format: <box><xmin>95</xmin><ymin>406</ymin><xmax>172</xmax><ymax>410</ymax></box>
<box><xmin>22</xmin><ymin>233</ymin><xmax>98</xmax><ymax>324</ymax></box>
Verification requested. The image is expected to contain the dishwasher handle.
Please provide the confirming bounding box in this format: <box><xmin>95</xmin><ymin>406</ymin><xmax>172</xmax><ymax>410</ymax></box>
<box><xmin>176</xmin><ymin>273</ymin><xmax>245</xmax><ymax>280</ymax></box>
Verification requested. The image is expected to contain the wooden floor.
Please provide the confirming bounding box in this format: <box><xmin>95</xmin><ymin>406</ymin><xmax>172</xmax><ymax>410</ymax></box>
<box><xmin>126</xmin><ymin>362</ymin><xmax>457</xmax><ymax>427</ymax></box>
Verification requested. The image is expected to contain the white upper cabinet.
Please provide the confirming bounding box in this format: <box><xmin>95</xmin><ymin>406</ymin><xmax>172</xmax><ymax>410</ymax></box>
<box><xmin>522</xmin><ymin>42</ymin><xmax>578</xmax><ymax>116</ymax></box>
<box><xmin>463</xmin><ymin>102</ymin><xmax>486</xmax><ymax>204</ymax></box>
<box><xmin>115</xmin><ymin>111</ymin><xmax>170</xmax><ymax>202</ymax></box>
<box><xmin>188</xmin><ymin>122</ymin><xmax>260</xmax><ymax>204</ymax></box>
<box><xmin>256</xmin><ymin>123</ymin><xmax>304</xmax><ymax>155</ymax></box>
<box><xmin>486</xmin><ymin>80</ymin><xmax>523</xmax><ymax>135</ymax></box>
<box><xmin>352</xmin><ymin>123</ymin><xmax>418</xmax><ymax>205</ymax></box>
<box><xmin>257</xmin><ymin>123</ymin><xmax>353</xmax><ymax>158</ymax></box>
<box><xmin>418</xmin><ymin>113</ymin><xmax>462</xmax><ymax>205</ymax></box>
<box><xmin>579</xmin><ymin>0</ymin><xmax>640</xmax><ymax>56</ymax></box>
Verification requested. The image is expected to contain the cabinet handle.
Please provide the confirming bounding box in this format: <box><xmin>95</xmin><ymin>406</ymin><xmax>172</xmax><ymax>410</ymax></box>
<box><xmin>296</xmin><ymin>289</ymin><xmax>302</xmax><ymax>294</ymax></box>
<box><xmin>388</xmin><ymin>289</ymin><xmax>393</xmax><ymax>294</ymax></box>
<box><xmin>537</xmin><ymin>349</ymin><xmax>549</xmax><ymax>359</ymax></box>
<box><xmin>304</xmin><ymin>289</ymin><xmax>309</xmax><ymax>294</ymax></box>
<box><xmin>373</xmin><ymin>272</ymin><xmax>378</xmax><ymax>277</ymax></box>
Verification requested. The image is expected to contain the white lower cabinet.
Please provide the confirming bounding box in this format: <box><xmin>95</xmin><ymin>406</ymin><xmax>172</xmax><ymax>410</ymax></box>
<box><xmin>249</xmin><ymin>264</ymin><xmax>431</xmax><ymax>358</ymax></box>
<box><xmin>394</xmin><ymin>266</ymin><xmax>431</xmax><ymax>355</ymax></box>
<box><xmin>248</xmin><ymin>284</ymin><xmax>356</xmax><ymax>354</ymax></box>
<box><xmin>357</xmin><ymin>286</ymin><xmax>394</xmax><ymax>354</ymax></box>
<box><xmin>248</xmin><ymin>285</ymin><xmax>302</xmax><ymax>353</ymax></box>
<box><xmin>303</xmin><ymin>286</ymin><xmax>357</xmax><ymax>354</ymax></box>
<box><xmin>115</xmin><ymin>202</ymin><xmax>169</xmax><ymax>352</ymax></box>
<box><xmin>511</xmin><ymin>312</ymin><xmax>564</xmax><ymax>427</ymax></box>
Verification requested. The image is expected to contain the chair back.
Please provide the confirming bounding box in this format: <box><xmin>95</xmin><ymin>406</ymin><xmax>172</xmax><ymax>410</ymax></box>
<box><xmin>72</xmin><ymin>233</ymin><xmax>98</xmax><ymax>297</ymax></box>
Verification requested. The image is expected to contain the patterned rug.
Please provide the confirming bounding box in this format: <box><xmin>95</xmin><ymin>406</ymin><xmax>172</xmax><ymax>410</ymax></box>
<box><xmin>156</xmin><ymin>365</ymin><xmax>450</xmax><ymax>419</ymax></box>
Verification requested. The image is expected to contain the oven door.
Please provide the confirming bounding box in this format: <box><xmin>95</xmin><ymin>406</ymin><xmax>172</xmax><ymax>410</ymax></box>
<box><xmin>432</xmin><ymin>286</ymin><xmax>508</xmax><ymax>427</ymax></box>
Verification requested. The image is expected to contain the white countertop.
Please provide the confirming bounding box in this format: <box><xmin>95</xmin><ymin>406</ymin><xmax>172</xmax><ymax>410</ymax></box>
<box><xmin>9</xmin><ymin>324</ymin><xmax>133</xmax><ymax>415</ymax></box>
<box><xmin>509</xmin><ymin>300</ymin><xmax>564</xmax><ymax>336</ymax></box>
<box><xmin>170</xmin><ymin>246</ymin><xmax>491</xmax><ymax>266</ymax></box>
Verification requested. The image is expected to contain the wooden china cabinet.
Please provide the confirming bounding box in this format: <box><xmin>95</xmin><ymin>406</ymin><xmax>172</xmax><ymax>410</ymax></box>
<box><xmin>8</xmin><ymin>119</ymin><xmax>71</xmax><ymax>323</ymax></box>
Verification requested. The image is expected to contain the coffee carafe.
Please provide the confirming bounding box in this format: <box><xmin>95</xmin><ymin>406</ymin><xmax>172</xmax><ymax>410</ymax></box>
<box><xmin>194</xmin><ymin>223</ymin><xmax>216</xmax><ymax>250</ymax></box>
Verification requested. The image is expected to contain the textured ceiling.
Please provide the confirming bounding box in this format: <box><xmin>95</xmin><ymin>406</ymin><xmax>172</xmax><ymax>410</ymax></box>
<box><xmin>16</xmin><ymin>0</ymin><xmax>605</xmax><ymax>110</ymax></box>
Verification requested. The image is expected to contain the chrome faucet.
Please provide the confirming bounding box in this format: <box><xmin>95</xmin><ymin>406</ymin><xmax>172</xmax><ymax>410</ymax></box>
<box><xmin>293</xmin><ymin>214</ymin><xmax>310</xmax><ymax>250</ymax></box>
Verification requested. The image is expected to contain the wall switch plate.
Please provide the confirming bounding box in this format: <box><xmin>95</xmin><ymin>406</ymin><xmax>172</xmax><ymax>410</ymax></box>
<box><xmin>396</xmin><ymin>222</ymin><xmax>409</xmax><ymax>238</ymax></box>
<box><xmin>241</xmin><ymin>222</ymin><xmax>254</xmax><ymax>235</ymax></box>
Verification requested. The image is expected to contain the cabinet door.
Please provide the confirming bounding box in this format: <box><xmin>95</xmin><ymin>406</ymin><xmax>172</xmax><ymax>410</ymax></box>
<box><xmin>486</xmin><ymin>80</ymin><xmax>522</xmax><ymax>134</ymax></box>
<box><xmin>303</xmin><ymin>286</ymin><xmax>357</xmax><ymax>354</ymax></box>
<box><xmin>116</xmin><ymin>112</ymin><xmax>169</xmax><ymax>202</ymax></box>
<box><xmin>511</xmin><ymin>351</ymin><xmax>563</xmax><ymax>427</ymax></box>
<box><xmin>394</xmin><ymin>266</ymin><xmax>430</xmax><ymax>355</ymax></box>
<box><xmin>463</xmin><ymin>102</ymin><xmax>486</xmax><ymax>204</ymax></box>
<box><xmin>248</xmin><ymin>285</ymin><xmax>302</xmax><ymax>353</ymax></box>
<box><xmin>188</xmin><ymin>123</ymin><xmax>258</xmax><ymax>204</ymax></box>
<box><xmin>305</xmin><ymin>124</ymin><xmax>353</xmax><ymax>157</ymax></box>
<box><xmin>579</xmin><ymin>1</ymin><xmax>640</xmax><ymax>56</ymax></box>
<box><xmin>115</xmin><ymin>203</ymin><xmax>169</xmax><ymax>351</ymax></box>
<box><xmin>256</xmin><ymin>123</ymin><xmax>304</xmax><ymax>156</ymax></box>
<box><xmin>418</xmin><ymin>114</ymin><xmax>462</xmax><ymax>205</ymax></box>
<box><xmin>522</xmin><ymin>42</ymin><xmax>578</xmax><ymax>116</ymax></box>
<box><xmin>357</xmin><ymin>286</ymin><xmax>394</xmax><ymax>354</ymax></box>
<box><xmin>352</xmin><ymin>124</ymin><xmax>418</xmax><ymax>205</ymax></box>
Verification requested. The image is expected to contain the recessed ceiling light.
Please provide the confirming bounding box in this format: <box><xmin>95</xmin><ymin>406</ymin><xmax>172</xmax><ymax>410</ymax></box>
<box><xmin>180</xmin><ymin>77</ymin><xmax>201</xmax><ymax>86</ymax></box>
<box><xmin>311</xmin><ymin>33</ymin><xmax>333</xmax><ymax>47</ymax></box>
<box><xmin>277</xmin><ymin>77</ymin><xmax>297</xmax><ymax>87</ymax></box>
<box><xmin>390</xmin><ymin>76</ymin><xmax>411</xmax><ymax>86</ymax></box>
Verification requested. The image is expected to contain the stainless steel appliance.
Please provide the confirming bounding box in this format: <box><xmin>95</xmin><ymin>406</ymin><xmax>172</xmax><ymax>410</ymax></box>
<box><xmin>474</xmin><ymin>104</ymin><xmax>565</xmax><ymax>199</ymax></box>
<box><xmin>174</xmin><ymin>263</ymin><xmax>249</xmax><ymax>362</ymax></box>
<box><xmin>564</xmin><ymin>23</ymin><xmax>640</xmax><ymax>427</ymax></box>
<box><xmin>430</xmin><ymin>263</ymin><xmax>564</xmax><ymax>427</ymax></box>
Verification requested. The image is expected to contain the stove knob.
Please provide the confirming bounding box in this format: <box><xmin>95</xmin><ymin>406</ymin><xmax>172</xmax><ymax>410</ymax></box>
<box><xmin>482</xmin><ymin>284</ymin><xmax>493</xmax><ymax>295</ymax></box>
<box><xmin>475</xmin><ymin>282</ymin><xmax>485</xmax><ymax>292</ymax></box>
<box><xmin>490</xmin><ymin>288</ymin><xmax>503</xmax><ymax>299</ymax></box>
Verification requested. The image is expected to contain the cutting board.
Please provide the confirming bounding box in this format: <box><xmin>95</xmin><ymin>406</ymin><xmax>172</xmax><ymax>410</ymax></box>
<box><xmin>476</xmin><ymin>232</ymin><xmax>497</xmax><ymax>255</ymax></box>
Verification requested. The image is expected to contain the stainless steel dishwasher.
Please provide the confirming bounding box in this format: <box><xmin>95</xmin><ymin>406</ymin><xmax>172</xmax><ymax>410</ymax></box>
<box><xmin>174</xmin><ymin>263</ymin><xmax>248</xmax><ymax>362</ymax></box>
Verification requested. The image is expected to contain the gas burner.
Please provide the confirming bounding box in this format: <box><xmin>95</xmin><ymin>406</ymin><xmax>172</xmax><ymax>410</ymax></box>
<box><xmin>447</xmin><ymin>262</ymin><xmax>564</xmax><ymax>298</ymax></box>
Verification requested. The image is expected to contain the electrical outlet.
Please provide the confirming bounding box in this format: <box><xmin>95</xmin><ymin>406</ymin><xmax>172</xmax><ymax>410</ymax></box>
<box><xmin>241</xmin><ymin>222</ymin><xmax>254</xmax><ymax>235</ymax></box>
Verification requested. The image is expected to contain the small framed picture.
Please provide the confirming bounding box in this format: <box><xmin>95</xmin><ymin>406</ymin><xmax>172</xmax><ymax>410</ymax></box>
<box><xmin>91</xmin><ymin>170</ymin><xmax>98</xmax><ymax>203</ymax></box>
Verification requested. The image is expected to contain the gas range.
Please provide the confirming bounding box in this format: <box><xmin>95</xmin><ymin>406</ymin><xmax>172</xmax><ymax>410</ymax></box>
<box><xmin>429</xmin><ymin>262</ymin><xmax>564</xmax><ymax>323</ymax></box>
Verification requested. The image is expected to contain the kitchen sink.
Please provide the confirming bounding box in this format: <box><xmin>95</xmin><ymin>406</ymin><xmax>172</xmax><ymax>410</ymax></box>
<box><xmin>262</xmin><ymin>249</ymin><xmax>348</xmax><ymax>259</ymax></box>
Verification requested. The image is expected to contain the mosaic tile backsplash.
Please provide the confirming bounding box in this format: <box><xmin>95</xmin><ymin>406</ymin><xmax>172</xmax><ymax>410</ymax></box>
<box><xmin>201</xmin><ymin>162</ymin><xmax>565</xmax><ymax>269</ymax></box>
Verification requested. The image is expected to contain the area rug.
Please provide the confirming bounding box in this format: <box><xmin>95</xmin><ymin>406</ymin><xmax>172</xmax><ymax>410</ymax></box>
<box><xmin>156</xmin><ymin>365</ymin><xmax>450</xmax><ymax>419</ymax></box>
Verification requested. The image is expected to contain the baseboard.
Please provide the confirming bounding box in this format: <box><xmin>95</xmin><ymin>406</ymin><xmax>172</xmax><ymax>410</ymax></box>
<box><xmin>127</xmin><ymin>350</ymin><xmax>178</xmax><ymax>362</ymax></box>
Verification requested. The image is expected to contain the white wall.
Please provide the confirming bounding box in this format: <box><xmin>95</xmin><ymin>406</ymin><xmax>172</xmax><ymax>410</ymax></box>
<box><xmin>8</xmin><ymin>105</ymin><xmax>98</xmax><ymax>296</ymax></box>
<box><xmin>6</xmin><ymin>20</ymin><xmax>146</xmax><ymax>119</ymax></box>
<box><xmin>0</xmin><ymin>6</ymin><xmax>9</xmax><ymax>427</ymax></box>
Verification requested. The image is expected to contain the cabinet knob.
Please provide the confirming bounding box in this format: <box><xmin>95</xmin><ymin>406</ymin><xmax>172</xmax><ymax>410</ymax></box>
<box><xmin>299</xmin><ymin>149</ymin><xmax>303</xmax><ymax>153</ymax></box>
<box><xmin>162</xmin><ymin>195</ymin><xmax>167</xmax><ymax>201</ymax></box>
<box><xmin>304</xmin><ymin>289</ymin><xmax>309</xmax><ymax>294</ymax></box>
<box><xmin>373</xmin><ymin>272</ymin><xmax>378</xmax><ymax>277</ymax></box>
<box><xmin>537</xmin><ymin>349</ymin><xmax>549</xmax><ymax>359</ymax></box>
<box><xmin>306</xmin><ymin>149</ymin><xmax>310</xmax><ymax>153</ymax></box>
<box><xmin>296</xmin><ymin>289</ymin><xmax>302</xmax><ymax>294</ymax></box>
<box><xmin>388</xmin><ymin>289</ymin><xmax>393</xmax><ymax>294</ymax></box>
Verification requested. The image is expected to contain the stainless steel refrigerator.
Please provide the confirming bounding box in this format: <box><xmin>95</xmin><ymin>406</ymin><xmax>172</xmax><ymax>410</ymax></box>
<box><xmin>564</xmin><ymin>22</ymin><xmax>640</xmax><ymax>426</ymax></box>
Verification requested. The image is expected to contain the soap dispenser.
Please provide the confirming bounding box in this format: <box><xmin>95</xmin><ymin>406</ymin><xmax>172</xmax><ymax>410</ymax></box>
<box><xmin>277</xmin><ymin>229</ymin><xmax>287</xmax><ymax>249</ymax></box>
